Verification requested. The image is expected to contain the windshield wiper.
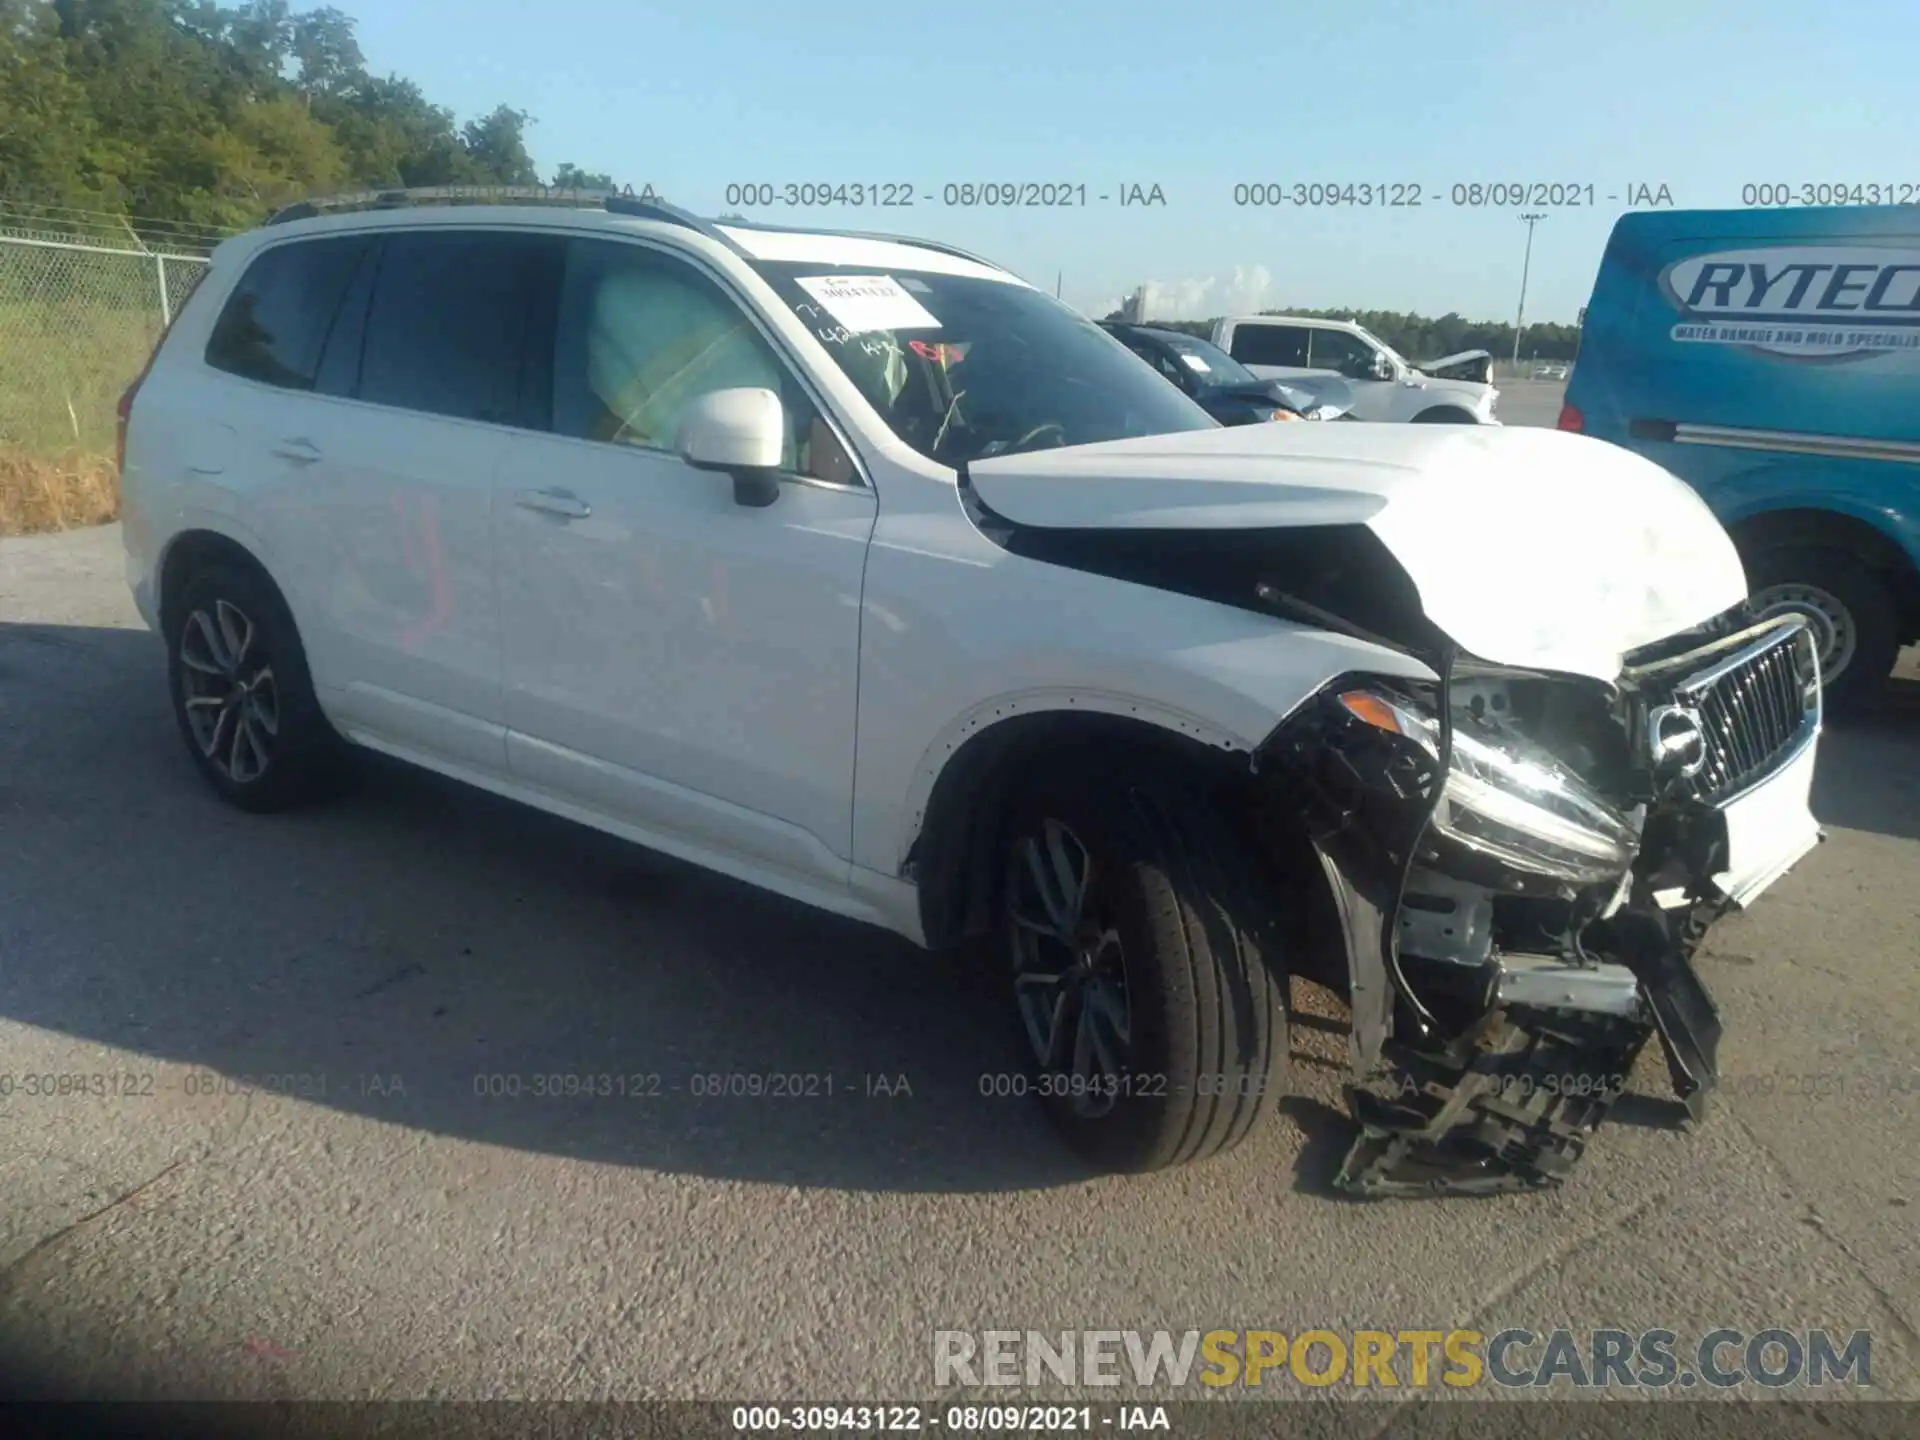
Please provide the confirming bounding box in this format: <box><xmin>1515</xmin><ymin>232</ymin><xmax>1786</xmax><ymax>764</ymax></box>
<box><xmin>1253</xmin><ymin>581</ymin><xmax>1418</xmax><ymax>658</ymax></box>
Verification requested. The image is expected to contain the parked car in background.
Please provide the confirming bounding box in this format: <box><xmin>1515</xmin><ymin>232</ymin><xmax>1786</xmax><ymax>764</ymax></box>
<box><xmin>120</xmin><ymin>188</ymin><xmax>1821</xmax><ymax>1199</ymax></box>
<box><xmin>1099</xmin><ymin>322</ymin><xmax>1354</xmax><ymax>423</ymax></box>
<box><xmin>1211</xmin><ymin>314</ymin><xmax>1500</xmax><ymax>423</ymax></box>
<box><xmin>1532</xmin><ymin>362</ymin><xmax>1570</xmax><ymax>381</ymax></box>
<box><xmin>1561</xmin><ymin>204</ymin><xmax>1920</xmax><ymax>709</ymax></box>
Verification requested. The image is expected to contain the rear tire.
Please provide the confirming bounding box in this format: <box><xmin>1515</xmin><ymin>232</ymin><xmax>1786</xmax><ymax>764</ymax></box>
<box><xmin>1411</xmin><ymin>407</ymin><xmax>1478</xmax><ymax>423</ymax></box>
<box><xmin>1745</xmin><ymin>545</ymin><xmax>1898</xmax><ymax>714</ymax></box>
<box><xmin>165</xmin><ymin>562</ymin><xmax>349</xmax><ymax>812</ymax></box>
<box><xmin>991</xmin><ymin>761</ymin><xmax>1288</xmax><ymax>1173</ymax></box>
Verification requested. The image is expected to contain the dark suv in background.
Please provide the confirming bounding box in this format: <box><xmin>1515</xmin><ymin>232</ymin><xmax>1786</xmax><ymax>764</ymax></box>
<box><xmin>1100</xmin><ymin>322</ymin><xmax>1346</xmax><ymax>424</ymax></box>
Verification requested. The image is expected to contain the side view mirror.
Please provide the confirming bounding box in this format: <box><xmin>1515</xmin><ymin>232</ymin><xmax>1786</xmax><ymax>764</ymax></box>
<box><xmin>677</xmin><ymin>388</ymin><xmax>785</xmax><ymax>508</ymax></box>
<box><xmin>1370</xmin><ymin>351</ymin><xmax>1396</xmax><ymax>382</ymax></box>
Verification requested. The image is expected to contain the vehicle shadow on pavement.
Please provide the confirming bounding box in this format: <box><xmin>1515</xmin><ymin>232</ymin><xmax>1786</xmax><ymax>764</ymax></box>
<box><xmin>8</xmin><ymin>621</ymin><xmax>1911</xmax><ymax>1198</ymax></box>
<box><xmin>0</xmin><ymin>621</ymin><xmax>1097</xmax><ymax>1196</ymax></box>
<box><xmin>1810</xmin><ymin>678</ymin><xmax>1920</xmax><ymax>844</ymax></box>
<box><xmin>1276</xmin><ymin>1096</ymin><xmax>1367</xmax><ymax>1198</ymax></box>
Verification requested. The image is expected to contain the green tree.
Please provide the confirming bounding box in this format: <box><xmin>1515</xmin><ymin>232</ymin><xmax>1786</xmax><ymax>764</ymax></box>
<box><xmin>552</xmin><ymin>162</ymin><xmax>614</xmax><ymax>191</ymax></box>
<box><xmin>314</xmin><ymin>74</ymin><xmax>462</xmax><ymax>186</ymax></box>
<box><xmin>0</xmin><ymin>0</ymin><xmax>104</xmax><ymax>207</ymax></box>
<box><xmin>289</xmin><ymin>5</ymin><xmax>363</xmax><ymax>99</ymax></box>
<box><xmin>460</xmin><ymin>104</ymin><xmax>536</xmax><ymax>185</ymax></box>
<box><xmin>3</xmin><ymin>0</ymin><xmax>559</xmax><ymax>229</ymax></box>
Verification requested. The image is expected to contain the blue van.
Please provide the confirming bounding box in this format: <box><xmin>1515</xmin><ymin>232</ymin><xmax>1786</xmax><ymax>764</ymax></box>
<box><xmin>1560</xmin><ymin>205</ymin><xmax>1919</xmax><ymax>709</ymax></box>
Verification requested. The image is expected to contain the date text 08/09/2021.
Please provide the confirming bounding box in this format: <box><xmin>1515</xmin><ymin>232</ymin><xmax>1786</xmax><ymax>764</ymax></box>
<box><xmin>463</xmin><ymin>1071</ymin><xmax>1259</xmax><ymax>1100</ymax></box>
<box><xmin>710</xmin><ymin>181</ymin><xmax>1686</xmax><ymax>209</ymax></box>
<box><xmin>715</xmin><ymin>181</ymin><xmax>1920</xmax><ymax>209</ymax></box>
<box><xmin>729</xmin><ymin>1405</ymin><xmax>1165</xmax><ymax>1433</ymax></box>
<box><xmin>0</xmin><ymin>1070</ymin><xmax>399</xmax><ymax>1100</ymax></box>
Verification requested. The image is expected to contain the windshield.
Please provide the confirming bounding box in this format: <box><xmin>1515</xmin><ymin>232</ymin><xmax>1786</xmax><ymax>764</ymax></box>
<box><xmin>1152</xmin><ymin>332</ymin><xmax>1261</xmax><ymax>387</ymax></box>
<box><xmin>748</xmin><ymin>261</ymin><xmax>1217</xmax><ymax>465</ymax></box>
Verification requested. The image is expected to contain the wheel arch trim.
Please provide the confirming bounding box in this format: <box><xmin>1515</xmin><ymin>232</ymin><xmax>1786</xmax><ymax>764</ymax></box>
<box><xmin>899</xmin><ymin>690</ymin><xmax>1250</xmax><ymax>862</ymax></box>
<box><xmin>154</xmin><ymin>515</ymin><xmax>291</xmax><ymax>635</ymax></box>
<box><xmin>1725</xmin><ymin>502</ymin><xmax>1917</xmax><ymax>576</ymax></box>
<box><xmin>899</xmin><ymin>694</ymin><xmax>1258</xmax><ymax>950</ymax></box>
<box><xmin>1727</xmin><ymin>503</ymin><xmax>1920</xmax><ymax>636</ymax></box>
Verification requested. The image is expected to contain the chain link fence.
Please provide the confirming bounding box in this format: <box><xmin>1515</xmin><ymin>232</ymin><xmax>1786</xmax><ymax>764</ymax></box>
<box><xmin>0</xmin><ymin>232</ymin><xmax>211</xmax><ymax>459</ymax></box>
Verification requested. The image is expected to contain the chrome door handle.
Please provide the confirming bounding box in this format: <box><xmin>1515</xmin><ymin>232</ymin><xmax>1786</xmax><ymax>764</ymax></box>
<box><xmin>514</xmin><ymin>488</ymin><xmax>592</xmax><ymax>520</ymax></box>
<box><xmin>270</xmin><ymin>437</ymin><xmax>321</xmax><ymax>466</ymax></box>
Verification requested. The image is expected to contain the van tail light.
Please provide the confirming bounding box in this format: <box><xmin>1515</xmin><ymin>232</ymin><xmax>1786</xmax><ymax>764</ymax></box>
<box><xmin>1556</xmin><ymin>403</ymin><xmax>1583</xmax><ymax>433</ymax></box>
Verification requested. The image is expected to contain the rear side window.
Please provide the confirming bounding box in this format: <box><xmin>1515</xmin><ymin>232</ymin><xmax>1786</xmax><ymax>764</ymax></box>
<box><xmin>1226</xmin><ymin>324</ymin><xmax>1309</xmax><ymax>367</ymax></box>
<box><xmin>204</xmin><ymin>237</ymin><xmax>369</xmax><ymax>390</ymax></box>
<box><xmin>356</xmin><ymin>230</ymin><xmax>556</xmax><ymax>426</ymax></box>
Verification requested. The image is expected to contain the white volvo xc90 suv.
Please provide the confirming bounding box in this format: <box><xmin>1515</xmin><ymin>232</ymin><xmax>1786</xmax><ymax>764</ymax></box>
<box><xmin>119</xmin><ymin>187</ymin><xmax>1825</xmax><ymax>1195</ymax></box>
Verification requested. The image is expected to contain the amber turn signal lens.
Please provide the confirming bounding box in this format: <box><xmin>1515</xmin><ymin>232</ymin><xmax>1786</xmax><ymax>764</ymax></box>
<box><xmin>1336</xmin><ymin>691</ymin><xmax>1405</xmax><ymax>733</ymax></box>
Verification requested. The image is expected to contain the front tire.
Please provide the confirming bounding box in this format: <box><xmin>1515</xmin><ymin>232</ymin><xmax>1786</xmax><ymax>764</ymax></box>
<box><xmin>993</xmin><ymin>763</ymin><xmax>1288</xmax><ymax>1172</ymax></box>
<box><xmin>1746</xmin><ymin>545</ymin><xmax>1898</xmax><ymax>714</ymax></box>
<box><xmin>1411</xmin><ymin>406</ymin><xmax>1478</xmax><ymax>423</ymax></box>
<box><xmin>166</xmin><ymin>562</ymin><xmax>347</xmax><ymax>812</ymax></box>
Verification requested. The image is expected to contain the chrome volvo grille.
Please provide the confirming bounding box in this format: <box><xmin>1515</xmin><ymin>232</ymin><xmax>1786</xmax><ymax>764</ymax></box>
<box><xmin>1667</xmin><ymin>616</ymin><xmax>1821</xmax><ymax>802</ymax></box>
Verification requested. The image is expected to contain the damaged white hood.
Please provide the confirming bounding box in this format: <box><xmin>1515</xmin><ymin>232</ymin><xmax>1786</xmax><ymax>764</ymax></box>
<box><xmin>1424</xmin><ymin>347</ymin><xmax>1493</xmax><ymax>370</ymax></box>
<box><xmin>966</xmin><ymin>424</ymin><xmax>1749</xmax><ymax>681</ymax></box>
<box><xmin>1415</xmin><ymin>349</ymin><xmax>1496</xmax><ymax>385</ymax></box>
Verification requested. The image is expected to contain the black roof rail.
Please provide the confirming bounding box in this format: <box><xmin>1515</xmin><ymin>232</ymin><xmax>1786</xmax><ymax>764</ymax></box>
<box><xmin>266</xmin><ymin>185</ymin><xmax>636</xmax><ymax>226</ymax></box>
<box><xmin>261</xmin><ymin>188</ymin><xmax>1016</xmax><ymax>279</ymax></box>
<box><xmin>601</xmin><ymin>193</ymin><xmax>740</xmax><ymax>250</ymax></box>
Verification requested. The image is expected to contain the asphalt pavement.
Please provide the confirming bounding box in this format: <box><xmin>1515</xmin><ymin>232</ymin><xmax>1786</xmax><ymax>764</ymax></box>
<box><xmin>1492</xmin><ymin>379</ymin><xmax>1570</xmax><ymax>429</ymax></box>
<box><xmin>2</xmin><ymin>511</ymin><xmax>1918</xmax><ymax>1411</ymax></box>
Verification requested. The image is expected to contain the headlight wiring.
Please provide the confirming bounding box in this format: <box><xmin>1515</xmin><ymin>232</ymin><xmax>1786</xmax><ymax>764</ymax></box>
<box><xmin>1380</xmin><ymin>643</ymin><xmax>1457</xmax><ymax>1044</ymax></box>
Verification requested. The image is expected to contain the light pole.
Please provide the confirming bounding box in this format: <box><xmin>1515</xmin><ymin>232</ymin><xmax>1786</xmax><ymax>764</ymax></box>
<box><xmin>1512</xmin><ymin>212</ymin><xmax>1546</xmax><ymax>368</ymax></box>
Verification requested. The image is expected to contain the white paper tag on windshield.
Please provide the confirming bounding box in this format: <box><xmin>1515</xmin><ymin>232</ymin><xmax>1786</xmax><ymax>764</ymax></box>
<box><xmin>1179</xmin><ymin>353</ymin><xmax>1210</xmax><ymax>372</ymax></box>
<box><xmin>795</xmin><ymin>275</ymin><xmax>940</xmax><ymax>333</ymax></box>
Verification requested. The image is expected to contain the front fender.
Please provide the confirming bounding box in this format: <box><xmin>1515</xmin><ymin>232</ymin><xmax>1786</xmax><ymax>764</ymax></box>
<box><xmin>886</xmin><ymin>627</ymin><xmax>1439</xmax><ymax>874</ymax></box>
<box><xmin>894</xmin><ymin>687</ymin><xmax>1252</xmax><ymax>867</ymax></box>
<box><xmin>852</xmin><ymin>569</ymin><xmax>1438</xmax><ymax>878</ymax></box>
<box><xmin>848</xmin><ymin>463</ymin><xmax>1444</xmax><ymax>879</ymax></box>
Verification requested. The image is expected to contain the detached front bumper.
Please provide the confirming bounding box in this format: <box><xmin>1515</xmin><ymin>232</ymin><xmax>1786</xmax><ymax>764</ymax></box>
<box><xmin>1259</xmin><ymin>615</ymin><xmax>1823</xmax><ymax>1198</ymax></box>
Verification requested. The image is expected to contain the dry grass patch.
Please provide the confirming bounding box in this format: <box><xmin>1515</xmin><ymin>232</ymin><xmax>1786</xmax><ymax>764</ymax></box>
<box><xmin>0</xmin><ymin>449</ymin><xmax>120</xmax><ymax>535</ymax></box>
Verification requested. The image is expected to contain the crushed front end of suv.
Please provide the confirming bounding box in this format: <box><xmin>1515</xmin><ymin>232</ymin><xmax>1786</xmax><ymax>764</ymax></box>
<box><xmin>960</xmin><ymin>423</ymin><xmax>1824</xmax><ymax>1195</ymax></box>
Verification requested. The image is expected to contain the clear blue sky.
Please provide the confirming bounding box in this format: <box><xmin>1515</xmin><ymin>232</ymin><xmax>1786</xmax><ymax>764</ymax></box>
<box><xmin>350</xmin><ymin>0</ymin><xmax>1918</xmax><ymax>325</ymax></box>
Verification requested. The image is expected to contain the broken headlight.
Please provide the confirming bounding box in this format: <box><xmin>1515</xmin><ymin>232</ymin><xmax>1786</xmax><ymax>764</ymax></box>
<box><xmin>1336</xmin><ymin>690</ymin><xmax>1639</xmax><ymax>886</ymax></box>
